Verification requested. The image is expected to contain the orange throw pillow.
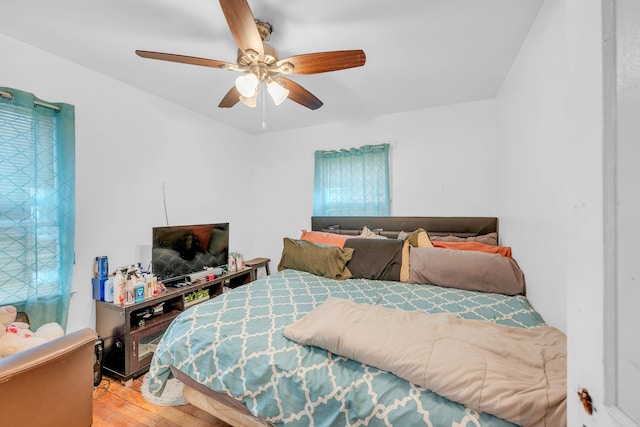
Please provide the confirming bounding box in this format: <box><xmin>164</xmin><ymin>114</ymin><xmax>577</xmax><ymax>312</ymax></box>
<box><xmin>300</xmin><ymin>230</ymin><xmax>350</xmax><ymax>248</ymax></box>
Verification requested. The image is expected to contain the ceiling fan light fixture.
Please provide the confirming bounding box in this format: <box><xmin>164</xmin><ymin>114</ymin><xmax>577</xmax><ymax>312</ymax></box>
<box><xmin>267</xmin><ymin>80</ymin><xmax>289</xmax><ymax>105</ymax></box>
<box><xmin>235</xmin><ymin>73</ymin><xmax>259</xmax><ymax>97</ymax></box>
<box><xmin>136</xmin><ymin>0</ymin><xmax>366</xmax><ymax>112</ymax></box>
<box><xmin>239</xmin><ymin>92</ymin><xmax>258</xmax><ymax>108</ymax></box>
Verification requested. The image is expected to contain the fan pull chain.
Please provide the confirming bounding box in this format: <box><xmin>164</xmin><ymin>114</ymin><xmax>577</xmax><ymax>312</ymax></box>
<box><xmin>261</xmin><ymin>83</ymin><xmax>267</xmax><ymax>130</ymax></box>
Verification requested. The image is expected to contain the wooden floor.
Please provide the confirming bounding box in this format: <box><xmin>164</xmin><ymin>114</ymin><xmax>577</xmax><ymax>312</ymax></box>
<box><xmin>92</xmin><ymin>375</ymin><xmax>231</xmax><ymax>427</ymax></box>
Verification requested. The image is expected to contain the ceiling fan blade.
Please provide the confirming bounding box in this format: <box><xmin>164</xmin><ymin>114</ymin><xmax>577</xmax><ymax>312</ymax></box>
<box><xmin>219</xmin><ymin>0</ymin><xmax>264</xmax><ymax>60</ymax></box>
<box><xmin>135</xmin><ymin>50</ymin><xmax>234</xmax><ymax>69</ymax></box>
<box><xmin>274</xmin><ymin>77</ymin><xmax>323</xmax><ymax>110</ymax></box>
<box><xmin>276</xmin><ymin>50</ymin><xmax>366</xmax><ymax>75</ymax></box>
<box><xmin>218</xmin><ymin>86</ymin><xmax>240</xmax><ymax>108</ymax></box>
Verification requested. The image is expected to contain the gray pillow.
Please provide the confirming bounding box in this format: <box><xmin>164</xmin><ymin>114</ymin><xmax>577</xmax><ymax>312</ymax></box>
<box><xmin>409</xmin><ymin>247</ymin><xmax>525</xmax><ymax>295</ymax></box>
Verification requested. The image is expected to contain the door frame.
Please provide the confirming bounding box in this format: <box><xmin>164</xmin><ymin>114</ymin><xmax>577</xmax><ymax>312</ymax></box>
<box><xmin>602</xmin><ymin>0</ymin><xmax>638</xmax><ymax>424</ymax></box>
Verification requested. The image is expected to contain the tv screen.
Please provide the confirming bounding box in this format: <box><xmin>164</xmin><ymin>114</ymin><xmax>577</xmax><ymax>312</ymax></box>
<box><xmin>151</xmin><ymin>223</ymin><xmax>229</xmax><ymax>283</ymax></box>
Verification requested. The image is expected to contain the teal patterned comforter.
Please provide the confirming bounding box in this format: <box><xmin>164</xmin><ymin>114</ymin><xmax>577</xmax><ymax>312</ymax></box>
<box><xmin>148</xmin><ymin>269</ymin><xmax>545</xmax><ymax>426</ymax></box>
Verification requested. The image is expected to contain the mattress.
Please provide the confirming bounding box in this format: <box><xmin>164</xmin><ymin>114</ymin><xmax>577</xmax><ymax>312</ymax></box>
<box><xmin>147</xmin><ymin>269</ymin><xmax>547</xmax><ymax>426</ymax></box>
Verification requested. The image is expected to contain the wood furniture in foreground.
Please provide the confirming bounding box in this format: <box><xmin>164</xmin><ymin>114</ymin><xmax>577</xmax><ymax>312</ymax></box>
<box><xmin>0</xmin><ymin>328</ymin><xmax>97</xmax><ymax>426</ymax></box>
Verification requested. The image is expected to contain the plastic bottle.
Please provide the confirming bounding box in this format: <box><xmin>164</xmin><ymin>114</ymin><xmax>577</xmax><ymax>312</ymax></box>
<box><xmin>104</xmin><ymin>277</ymin><xmax>114</xmax><ymax>303</ymax></box>
<box><xmin>228</xmin><ymin>253</ymin><xmax>237</xmax><ymax>273</ymax></box>
<box><xmin>144</xmin><ymin>273</ymin><xmax>155</xmax><ymax>298</ymax></box>
<box><xmin>125</xmin><ymin>275</ymin><xmax>135</xmax><ymax>305</ymax></box>
<box><xmin>113</xmin><ymin>269</ymin><xmax>126</xmax><ymax>305</ymax></box>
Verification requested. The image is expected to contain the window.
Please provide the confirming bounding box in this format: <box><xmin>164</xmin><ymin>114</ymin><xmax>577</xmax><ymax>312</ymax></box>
<box><xmin>0</xmin><ymin>87</ymin><xmax>75</xmax><ymax>329</ymax></box>
<box><xmin>313</xmin><ymin>143</ymin><xmax>390</xmax><ymax>216</ymax></box>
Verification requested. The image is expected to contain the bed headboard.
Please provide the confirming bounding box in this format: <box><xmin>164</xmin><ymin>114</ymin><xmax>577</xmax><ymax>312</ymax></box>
<box><xmin>311</xmin><ymin>216</ymin><xmax>498</xmax><ymax>240</ymax></box>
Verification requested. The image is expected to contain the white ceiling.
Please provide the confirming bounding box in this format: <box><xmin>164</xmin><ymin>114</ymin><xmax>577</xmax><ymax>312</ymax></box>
<box><xmin>3</xmin><ymin>0</ymin><xmax>543</xmax><ymax>134</ymax></box>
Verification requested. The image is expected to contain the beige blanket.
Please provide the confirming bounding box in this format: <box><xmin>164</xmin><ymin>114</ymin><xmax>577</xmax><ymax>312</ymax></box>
<box><xmin>283</xmin><ymin>297</ymin><xmax>566</xmax><ymax>427</ymax></box>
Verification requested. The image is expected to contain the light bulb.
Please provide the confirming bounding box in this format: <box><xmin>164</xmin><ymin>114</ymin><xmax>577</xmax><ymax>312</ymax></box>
<box><xmin>267</xmin><ymin>80</ymin><xmax>289</xmax><ymax>105</ymax></box>
<box><xmin>235</xmin><ymin>74</ymin><xmax>259</xmax><ymax>97</ymax></box>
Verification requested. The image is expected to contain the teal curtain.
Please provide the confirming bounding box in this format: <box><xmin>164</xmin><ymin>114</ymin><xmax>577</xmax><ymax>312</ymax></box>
<box><xmin>0</xmin><ymin>87</ymin><xmax>75</xmax><ymax>330</ymax></box>
<box><xmin>313</xmin><ymin>144</ymin><xmax>390</xmax><ymax>216</ymax></box>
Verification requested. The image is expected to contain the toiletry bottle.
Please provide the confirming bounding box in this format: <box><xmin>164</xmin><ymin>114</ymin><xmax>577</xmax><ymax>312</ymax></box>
<box><xmin>113</xmin><ymin>269</ymin><xmax>125</xmax><ymax>305</ymax></box>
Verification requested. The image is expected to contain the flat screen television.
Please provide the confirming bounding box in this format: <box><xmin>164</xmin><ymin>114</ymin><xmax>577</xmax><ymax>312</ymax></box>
<box><xmin>151</xmin><ymin>223</ymin><xmax>229</xmax><ymax>284</ymax></box>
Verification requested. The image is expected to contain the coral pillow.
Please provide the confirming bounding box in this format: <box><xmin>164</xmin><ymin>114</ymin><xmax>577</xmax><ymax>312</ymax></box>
<box><xmin>300</xmin><ymin>230</ymin><xmax>350</xmax><ymax>248</ymax></box>
<box><xmin>432</xmin><ymin>241</ymin><xmax>512</xmax><ymax>258</ymax></box>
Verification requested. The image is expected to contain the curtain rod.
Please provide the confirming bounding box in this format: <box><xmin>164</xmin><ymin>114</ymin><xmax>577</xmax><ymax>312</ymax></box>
<box><xmin>33</xmin><ymin>99</ymin><xmax>62</xmax><ymax>111</ymax></box>
<box><xmin>322</xmin><ymin>144</ymin><xmax>387</xmax><ymax>155</ymax></box>
<box><xmin>0</xmin><ymin>89</ymin><xmax>62</xmax><ymax>111</ymax></box>
<box><xmin>0</xmin><ymin>90</ymin><xmax>14</xmax><ymax>101</ymax></box>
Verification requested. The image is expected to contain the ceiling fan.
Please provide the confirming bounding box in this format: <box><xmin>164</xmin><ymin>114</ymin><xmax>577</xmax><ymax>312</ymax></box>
<box><xmin>135</xmin><ymin>0</ymin><xmax>366</xmax><ymax>110</ymax></box>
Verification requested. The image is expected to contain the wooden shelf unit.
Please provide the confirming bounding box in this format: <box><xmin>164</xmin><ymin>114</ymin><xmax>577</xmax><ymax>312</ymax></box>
<box><xmin>95</xmin><ymin>262</ymin><xmax>268</xmax><ymax>382</ymax></box>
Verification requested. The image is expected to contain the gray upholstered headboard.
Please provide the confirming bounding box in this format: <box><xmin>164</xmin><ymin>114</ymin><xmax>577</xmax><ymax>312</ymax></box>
<box><xmin>311</xmin><ymin>216</ymin><xmax>498</xmax><ymax>240</ymax></box>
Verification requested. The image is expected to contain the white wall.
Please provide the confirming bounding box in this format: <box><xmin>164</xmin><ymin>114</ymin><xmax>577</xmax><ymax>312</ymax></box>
<box><xmin>1</xmin><ymin>34</ymin><xmax>254</xmax><ymax>332</ymax></box>
<box><xmin>495</xmin><ymin>0</ymin><xmax>567</xmax><ymax>332</ymax></box>
<box><xmin>249</xmin><ymin>100</ymin><xmax>499</xmax><ymax>270</ymax></box>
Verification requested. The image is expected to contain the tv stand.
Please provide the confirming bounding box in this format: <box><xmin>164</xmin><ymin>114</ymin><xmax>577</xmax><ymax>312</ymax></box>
<box><xmin>95</xmin><ymin>260</ymin><xmax>270</xmax><ymax>382</ymax></box>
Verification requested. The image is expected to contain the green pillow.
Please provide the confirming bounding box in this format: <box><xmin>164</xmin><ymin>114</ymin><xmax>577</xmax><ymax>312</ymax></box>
<box><xmin>277</xmin><ymin>238</ymin><xmax>354</xmax><ymax>280</ymax></box>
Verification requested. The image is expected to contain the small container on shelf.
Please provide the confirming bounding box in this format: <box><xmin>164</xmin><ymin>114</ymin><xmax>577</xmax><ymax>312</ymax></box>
<box><xmin>235</xmin><ymin>252</ymin><xmax>244</xmax><ymax>269</ymax></box>
<box><xmin>124</xmin><ymin>279</ymin><xmax>135</xmax><ymax>305</ymax></box>
<box><xmin>228</xmin><ymin>254</ymin><xmax>237</xmax><ymax>273</ymax></box>
<box><xmin>94</xmin><ymin>256</ymin><xmax>109</xmax><ymax>279</ymax></box>
<box><xmin>135</xmin><ymin>285</ymin><xmax>145</xmax><ymax>303</ymax></box>
<box><xmin>184</xmin><ymin>288</ymin><xmax>210</xmax><ymax>308</ymax></box>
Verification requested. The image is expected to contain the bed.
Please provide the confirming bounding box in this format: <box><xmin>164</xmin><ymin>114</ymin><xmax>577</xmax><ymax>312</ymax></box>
<box><xmin>146</xmin><ymin>217</ymin><xmax>566</xmax><ymax>427</ymax></box>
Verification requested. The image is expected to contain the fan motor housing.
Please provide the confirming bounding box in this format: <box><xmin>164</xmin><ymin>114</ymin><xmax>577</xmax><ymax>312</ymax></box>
<box><xmin>237</xmin><ymin>43</ymin><xmax>279</xmax><ymax>67</ymax></box>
